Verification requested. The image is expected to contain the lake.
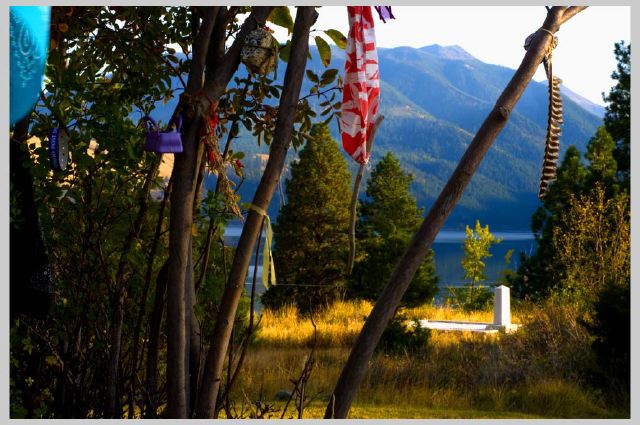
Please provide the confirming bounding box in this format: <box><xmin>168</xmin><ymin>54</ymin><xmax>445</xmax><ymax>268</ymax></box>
<box><xmin>224</xmin><ymin>225</ymin><xmax>537</xmax><ymax>294</ymax></box>
<box><xmin>432</xmin><ymin>231</ymin><xmax>536</xmax><ymax>285</ymax></box>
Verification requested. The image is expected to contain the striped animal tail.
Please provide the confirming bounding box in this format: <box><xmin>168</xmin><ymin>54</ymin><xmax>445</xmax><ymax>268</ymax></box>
<box><xmin>539</xmin><ymin>67</ymin><xmax>563</xmax><ymax>199</ymax></box>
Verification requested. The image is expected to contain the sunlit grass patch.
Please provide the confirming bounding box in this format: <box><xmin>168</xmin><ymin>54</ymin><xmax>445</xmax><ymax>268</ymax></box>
<box><xmin>232</xmin><ymin>299</ymin><xmax>625</xmax><ymax>419</ymax></box>
<box><xmin>254</xmin><ymin>299</ymin><xmax>372</xmax><ymax>348</ymax></box>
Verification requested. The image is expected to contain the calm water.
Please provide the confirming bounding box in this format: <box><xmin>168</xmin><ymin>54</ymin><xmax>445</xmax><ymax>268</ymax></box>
<box><xmin>432</xmin><ymin>231</ymin><xmax>536</xmax><ymax>286</ymax></box>
<box><xmin>223</xmin><ymin>226</ymin><xmax>537</xmax><ymax>292</ymax></box>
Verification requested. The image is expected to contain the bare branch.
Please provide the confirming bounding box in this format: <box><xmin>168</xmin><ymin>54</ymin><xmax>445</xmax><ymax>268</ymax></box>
<box><xmin>559</xmin><ymin>6</ymin><xmax>589</xmax><ymax>26</ymax></box>
<box><xmin>186</xmin><ymin>7</ymin><xmax>220</xmax><ymax>94</ymax></box>
<box><xmin>203</xmin><ymin>7</ymin><xmax>275</xmax><ymax>102</ymax></box>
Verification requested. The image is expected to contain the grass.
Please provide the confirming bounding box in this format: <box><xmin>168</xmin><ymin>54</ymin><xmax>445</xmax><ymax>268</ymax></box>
<box><xmin>226</xmin><ymin>299</ymin><xmax>628</xmax><ymax>419</ymax></box>
<box><xmin>220</xmin><ymin>399</ymin><xmax>546</xmax><ymax>419</ymax></box>
<box><xmin>254</xmin><ymin>300</ymin><xmax>372</xmax><ymax>348</ymax></box>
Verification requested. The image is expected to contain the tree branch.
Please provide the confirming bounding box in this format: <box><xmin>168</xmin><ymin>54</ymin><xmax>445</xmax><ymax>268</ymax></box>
<box><xmin>203</xmin><ymin>7</ymin><xmax>275</xmax><ymax>103</ymax></box>
<box><xmin>186</xmin><ymin>7</ymin><xmax>220</xmax><ymax>94</ymax></box>
<box><xmin>559</xmin><ymin>6</ymin><xmax>589</xmax><ymax>26</ymax></box>
<box><xmin>195</xmin><ymin>6</ymin><xmax>317</xmax><ymax>418</ymax></box>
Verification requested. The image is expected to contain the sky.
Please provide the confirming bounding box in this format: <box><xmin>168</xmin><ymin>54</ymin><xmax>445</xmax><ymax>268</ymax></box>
<box><xmin>270</xmin><ymin>6</ymin><xmax>630</xmax><ymax>106</ymax></box>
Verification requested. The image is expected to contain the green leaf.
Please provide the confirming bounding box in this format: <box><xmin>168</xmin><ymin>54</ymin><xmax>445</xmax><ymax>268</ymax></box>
<box><xmin>320</xmin><ymin>68</ymin><xmax>338</xmax><ymax>87</ymax></box>
<box><xmin>315</xmin><ymin>36</ymin><xmax>331</xmax><ymax>67</ymax></box>
<box><xmin>268</xmin><ymin>7</ymin><xmax>294</xmax><ymax>34</ymax></box>
<box><xmin>324</xmin><ymin>29</ymin><xmax>347</xmax><ymax>50</ymax></box>
<box><xmin>305</xmin><ymin>70</ymin><xmax>319</xmax><ymax>84</ymax></box>
<box><xmin>230</xmin><ymin>121</ymin><xmax>240</xmax><ymax>138</ymax></box>
<box><xmin>321</xmin><ymin>105</ymin><xmax>333</xmax><ymax>116</ymax></box>
<box><xmin>268</xmin><ymin>85</ymin><xmax>280</xmax><ymax>98</ymax></box>
<box><xmin>279</xmin><ymin>41</ymin><xmax>291</xmax><ymax>63</ymax></box>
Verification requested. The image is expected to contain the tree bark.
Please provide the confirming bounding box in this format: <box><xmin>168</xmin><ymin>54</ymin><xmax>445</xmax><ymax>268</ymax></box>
<box><xmin>194</xmin><ymin>6</ymin><xmax>317</xmax><ymax>418</ymax></box>
<box><xmin>144</xmin><ymin>260</ymin><xmax>168</xmax><ymax>418</ymax></box>
<box><xmin>324</xmin><ymin>6</ymin><xmax>588</xmax><ymax>419</ymax></box>
<box><xmin>347</xmin><ymin>115</ymin><xmax>384</xmax><ymax>274</ymax></box>
<box><xmin>166</xmin><ymin>7</ymin><xmax>219</xmax><ymax>418</ymax></box>
<box><xmin>165</xmin><ymin>6</ymin><xmax>275</xmax><ymax>418</ymax></box>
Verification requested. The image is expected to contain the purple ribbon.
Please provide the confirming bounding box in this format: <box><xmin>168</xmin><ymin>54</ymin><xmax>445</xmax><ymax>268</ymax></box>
<box><xmin>374</xmin><ymin>6</ymin><xmax>395</xmax><ymax>23</ymax></box>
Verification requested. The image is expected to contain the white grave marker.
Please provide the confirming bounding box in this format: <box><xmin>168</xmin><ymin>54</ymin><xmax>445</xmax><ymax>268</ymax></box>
<box><xmin>493</xmin><ymin>285</ymin><xmax>511</xmax><ymax>327</ymax></box>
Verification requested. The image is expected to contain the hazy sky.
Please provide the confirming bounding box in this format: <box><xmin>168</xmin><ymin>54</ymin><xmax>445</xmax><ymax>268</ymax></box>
<box><xmin>271</xmin><ymin>6</ymin><xmax>630</xmax><ymax>106</ymax></box>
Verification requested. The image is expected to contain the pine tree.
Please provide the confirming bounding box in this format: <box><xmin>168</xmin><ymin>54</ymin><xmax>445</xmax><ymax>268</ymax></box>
<box><xmin>585</xmin><ymin>126</ymin><xmax>618</xmax><ymax>192</ymax></box>
<box><xmin>349</xmin><ymin>152</ymin><xmax>438</xmax><ymax>308</ymax></box>
<box><xmin>603</xmin><ymin>42</ymin><xmax>630</xmax><ymax>184</ymax></box>
<box><xmin>512</xmin><ymin>145</ymin><xmax>587</xmax><ymax>300</ymax></box>
<box><xmin>513</xmin><ymin>44</ymin><xmax>631</xmax><ymax>399</ymax></box>
<box><xmin>261</xmin><ymin>124</ymin><xmax>351</xmax><ymax>314</ymax></box>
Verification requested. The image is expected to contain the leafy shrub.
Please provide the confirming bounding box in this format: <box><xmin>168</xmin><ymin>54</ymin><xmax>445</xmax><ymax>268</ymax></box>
<box><xmin>377</xmin><ymin>313</ymin><xmax>430</xmax><ymax>355</ymax></box>
<box><xmin>587</xmin><ymin>281</ymin><xmax>630</xmax><ymax>401</ymax></box>
<box><xmin>445</xmin><ymin>285</ymin><xmax>493</xmax><ymax>312</ymax></box>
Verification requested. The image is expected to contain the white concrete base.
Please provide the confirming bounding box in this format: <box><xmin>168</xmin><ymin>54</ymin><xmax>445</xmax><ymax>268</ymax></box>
<box><xmin>419</xmin><ymin>285</ymin><xmax>520</xmax><ymax>334</ymax></box>
<box><xmin>418</xmin><ymin>319</ymin><xmax>520</xmax><ymax>334</ymax></box>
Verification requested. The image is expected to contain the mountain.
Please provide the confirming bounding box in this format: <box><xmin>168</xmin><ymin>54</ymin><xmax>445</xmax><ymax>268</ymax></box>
<box><xmin>155</xmin><ymin>44</ymin><xmax>603</xmax><ymax>230</ymax></box>
<box><xmin>560</xmin><ymin>85</ymin><xmax>606</xmax><ymax>118</ymax></box>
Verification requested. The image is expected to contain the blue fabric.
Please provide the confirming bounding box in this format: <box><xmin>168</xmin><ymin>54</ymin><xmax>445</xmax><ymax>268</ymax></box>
<box><xmin>10</xmin><ymin>6</ymin><xmax>51</xmax><ymax>125</ymax></box>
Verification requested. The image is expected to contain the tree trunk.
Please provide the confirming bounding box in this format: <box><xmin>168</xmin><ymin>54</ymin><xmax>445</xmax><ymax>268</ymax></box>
<box><xmin>187</xmin><ymin>235</ymin><xmax>204</xmax><ymax>418</ymax></box>
<box><xmin>195</xmin><ymin>6</ymin><xmax>317</xmax><ymax>418</ymax></box>
<box><xmin>165</xmin><ymin>7</ymin><xmax>273</xmax><ymax>418</ymax></box>
<box><xmin>144</xmin><ymin>260</ymin><xmax>168</xmax><ymax>418</ymax></box>
<box><xmin>347</xmin><ymin>115</ymin><xmax>384</xmax><ymax>274</ymax></box>
<box><xmin>166</xmin><ymin>7</ymin><xmax>219</xmax><ymax>418</ymax></box>
<box><xmin>324</xmin><ymin>6</ymin><xmax>588</xmax><ymax>419</ymax></box>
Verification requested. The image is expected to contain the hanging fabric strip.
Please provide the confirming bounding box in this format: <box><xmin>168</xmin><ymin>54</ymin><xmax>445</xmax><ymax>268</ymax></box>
<box><xmin>341</xmin><ymin>6</ymin><xmax>380</xmax><ymax>165</ymax></box>
<box><xmin>248</xmin><ymin>204</ymin><xmax>276</xmax><ymax>289</ymax></box>
<box><xmin>374</xmin><ymin>6</ymin><xmax>395</xmax><ymax>23</ymax></box>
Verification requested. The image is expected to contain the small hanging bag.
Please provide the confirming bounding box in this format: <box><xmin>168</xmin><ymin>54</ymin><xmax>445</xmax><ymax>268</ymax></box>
<box><xmin>142</xmin><ymin>114</ymin><xmax>184</xmax><ymax>154</ymax></box>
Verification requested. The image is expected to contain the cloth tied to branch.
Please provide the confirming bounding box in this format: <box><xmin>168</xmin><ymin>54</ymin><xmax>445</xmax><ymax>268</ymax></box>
<box><xmin>374</xmin><ymin>6</ymin><xmax>395</xmax><ymax>23</ymax></box>
<box><xmin>195</xmin><ymin>93</ymin><xmax>219</xmax><ymax>166</ymax></box>
<box><xmin>341</xmin><ymin>6</ymin><xmax>380</xmax><ymax>165</ymax></box>
<box><xmin>248</xmin><ymin>204</ymin><xmax>276</xmax><ymax>289</ymax></box>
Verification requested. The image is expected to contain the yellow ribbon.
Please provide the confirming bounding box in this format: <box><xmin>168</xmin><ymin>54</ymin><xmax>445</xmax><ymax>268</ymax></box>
<box><xmin>249</xmin><ymin>204</ymin><xmax>276</xmax><ymax>289</ymax></box>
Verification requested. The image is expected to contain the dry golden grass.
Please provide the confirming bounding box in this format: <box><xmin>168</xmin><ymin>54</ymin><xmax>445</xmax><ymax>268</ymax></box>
<box><xmin>405</xmin><ymin>303</ymin><xmax>500</xmax><ymax>323</ymax></box>
<box><xmin>254</xmin><ymin>300</ymin><xmax>524</xmax><ymax>349</ymax></box>
<box><xmin>226</xmin><ymin>299</ymin><xmax>625</xmax><ymax>419</ymax></box>
<box><xmin>254</xmin><ymin>299</ymin><xmax>373</xmax><ymax>348</ymax></box>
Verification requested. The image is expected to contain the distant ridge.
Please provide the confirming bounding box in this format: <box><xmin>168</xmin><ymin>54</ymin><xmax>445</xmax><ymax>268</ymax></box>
<box><xmin>419</xmin><ymin>44</ymin><xmax>476</xmax><ymax>61</ymax></box>
<box><xmin>156</xmin><ymin>44</ymin><xmax>603</xmax><ymax>230</ymax></box>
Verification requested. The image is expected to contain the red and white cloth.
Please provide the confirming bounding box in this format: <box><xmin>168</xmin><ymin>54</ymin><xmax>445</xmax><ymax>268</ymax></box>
<box><xmin>341</xmin><ymin>6</ymin><xmax>380</xmax><ymax>165</ymax></box>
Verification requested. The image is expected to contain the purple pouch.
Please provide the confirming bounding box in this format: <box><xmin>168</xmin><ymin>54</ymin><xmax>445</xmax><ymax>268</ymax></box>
<box><xmin>143</xmin><ymin>115</ymin><xmax>183</xmax><ymax>153</ymax></box>
<box><xmin>48</xmin><ymin>127</ymin><xmax>69</xmax><ymax>171</ymax></box>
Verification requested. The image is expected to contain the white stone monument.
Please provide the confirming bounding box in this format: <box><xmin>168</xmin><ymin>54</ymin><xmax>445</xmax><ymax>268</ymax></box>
<box><xmin>493</xmin><ymin>285</ymin><xmax>511</xmax><ymax>327</ymax></box>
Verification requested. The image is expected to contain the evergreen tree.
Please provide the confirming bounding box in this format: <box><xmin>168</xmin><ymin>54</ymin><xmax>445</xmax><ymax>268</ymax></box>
<box><xmin>512</xmin><ymin>43</ymin><xmax>631</xmax><ymax>401</ymax></box>
<box><xmin>585</xmin><ymin>126</ymin><xmax>618</xmax><ymax>192</ymax></box>
<box><xmin>603</xmin><ymin>42</ymin><xmax>630</xmax><ymax>184</ymax></box>
<box><xmin>512</xmin><ymin>145</ymin><xmax>587</xmax><ymax>300</ymax></box>
<box><xmin>261</xmin><ymin>124</ymin><xmax>351</xmax><ymax>314</ymax></box>
<box><xmin>349</xmin><ymin>152</ymin><xmax>438</xmax><ymax>308</ymax></box>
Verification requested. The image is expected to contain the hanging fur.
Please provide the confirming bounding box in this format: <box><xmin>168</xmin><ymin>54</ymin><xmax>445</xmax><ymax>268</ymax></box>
<box><xmin>240</xmin><ymin>27</ymin><xmax>279</xmax><ymax>76</ymax></box>
<box><xmin>538</xmin><ymin>32</ymin><xmax>563</xmax><ymax>199</ymax></box>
